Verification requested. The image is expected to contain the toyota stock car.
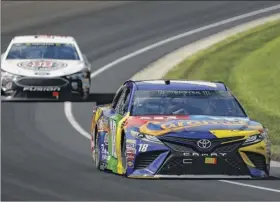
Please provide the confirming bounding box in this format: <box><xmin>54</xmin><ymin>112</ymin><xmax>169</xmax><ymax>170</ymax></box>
<box><xmin>1</xmin><ymin>35</ymin><xmax>91</xmax><ymax>101</ymax></box>
<box><xmin>90</xmin><ymin>80</ymin><xmax>271</xmax><ymax>179</ymax></box>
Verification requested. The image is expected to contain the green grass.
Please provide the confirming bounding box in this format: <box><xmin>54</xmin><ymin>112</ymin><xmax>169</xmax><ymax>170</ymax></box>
<box><xmin>165</xmin><ymin>20</ymin><xmax>280</xmax><ymax>160</ymax></box>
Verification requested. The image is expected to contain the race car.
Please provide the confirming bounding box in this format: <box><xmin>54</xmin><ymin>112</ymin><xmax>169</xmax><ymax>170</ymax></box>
<box><xmin>1</xmin><ymin>35</ymin><xmax>91</xmax><ymax>101</ymax></box>
<box><xmin>90</xmin><ymin>80</ymin><xmax>271</xmax><ymax>179</ymax></box>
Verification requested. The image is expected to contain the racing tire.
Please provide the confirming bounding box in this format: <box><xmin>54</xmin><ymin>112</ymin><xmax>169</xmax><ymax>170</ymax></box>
<box><xmin>94</xmin><ymin>134</ymin><xmax>104</xmax><ymax>171</ymax></box>
<box><xmin>121</xmin><ymin>133</ymin><xmax>128</xmax><ymax>176</ymax></box>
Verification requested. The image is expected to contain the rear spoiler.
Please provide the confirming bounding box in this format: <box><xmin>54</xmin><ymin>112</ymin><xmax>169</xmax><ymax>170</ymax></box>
<box><xmin>1</xmin><ymin>93</ymin><xmax>115</xmax><ymax>106</ymax></box>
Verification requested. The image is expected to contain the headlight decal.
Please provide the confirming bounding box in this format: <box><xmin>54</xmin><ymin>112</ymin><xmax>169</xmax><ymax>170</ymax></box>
<box><xmin>242</xmin><ymin>133</ymin><xmax>265</xmax><ymax>146</ymax></box>
<box><xmin>1</xmin><ymin>71</ymin><xmax>21</xmax><ymax>91</ymax></box>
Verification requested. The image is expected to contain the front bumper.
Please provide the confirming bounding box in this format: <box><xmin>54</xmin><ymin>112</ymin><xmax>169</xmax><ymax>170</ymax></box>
<box><xmin>126</xmin><ymin>139</ymin><xmax>270</xmax><ymax>179</ymax></box>
<box><xmin>1</xmin><ymin>76</ymin><xmax>90</xmax><ymax>100</ymax></box>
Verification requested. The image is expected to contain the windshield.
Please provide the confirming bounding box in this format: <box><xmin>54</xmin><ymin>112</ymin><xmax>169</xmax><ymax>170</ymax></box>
<box><xmin>6</xmin><ymin>43</ymin><xmax>80</xmax><ymax>60</ymax></box>
<box><xmin>131</xmin><ymin>90</ymin><xmax>247</xmax><ymax>117</ymax></box>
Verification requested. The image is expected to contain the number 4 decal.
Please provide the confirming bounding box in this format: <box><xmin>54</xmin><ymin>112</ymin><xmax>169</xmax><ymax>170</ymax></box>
<box><xmin>138</xmin><ymin>144</ymin><xmax>148</xmax><ymax>152</ymax></box>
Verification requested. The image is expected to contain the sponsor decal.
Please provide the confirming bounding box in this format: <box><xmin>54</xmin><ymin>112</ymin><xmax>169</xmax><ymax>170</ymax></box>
<box><xmin>127</xmin><ymin>139</ymin><xmax>136</xmax><ymax>144</ymax></box>
<box><xmin>160</xmin><ymin>120</ymin><xmax>247</xmax><ymax>130</ymax></box>
<box><xmin>104</xmin><ymin>134</ymin><xmax>108</xmax><ymax>145</ymax></box>
<box><xmin>23</xmin><ymin>86</ymin><xmax>61</xmax><ymax>91</ymax></box>
<box><xmin>17</xmin><ymin>60</ymin><xmax>67</xmax><ymax>71</ymax></box>
<box><xmin>98</xmin><ymin>118</ymin><xmax>108</xmax><ymax>131</ymax></box>
<box><xmin>183</xmin><ymin>152</ymin><xmax>227</xmax><ymax>157</ymax></box>
<box><xmin>139</xmin><ymin>116</ymin><xmax>178</xmax><ymax>120</ymax></box>
<box><xmin>205</xmin><ymin>157</ymin><xmax>217</xmax><ymax>164</ymax></box>
<box><xmin>101</xmin><ymin>144</ymin><xmax>109</xmax><ymax>160</ymax></box>
<box><xmin>126</xmin><ymin>142</ymin><xmax>136</xmax><ymax>156</ymax></box>
<box><xmin>127</xmin><ymin>148</ymin><xmax>136</xmax><ymax>155</ymax></box>
<box><xmin>126</xmin><ymin>153</ymin><xmax>135</xmax><ymax>161</ymax></box>
<box><xmin>109</xmin><ymin>119</ymin><xmax>117</xmax><ymax>158</ymax></box>
<box><xmin>127</xmin><ymin>161</ymin><xmax>134</xmax><ymax>167</ymax></box>
<box><xmin>127</xmin><ymin>142</ymin><xmax>136</xmax><ymax>148</ymax></box>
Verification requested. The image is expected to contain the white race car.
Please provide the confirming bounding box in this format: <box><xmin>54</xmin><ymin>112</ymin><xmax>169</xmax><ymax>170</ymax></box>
<box><xmin>1</xmin><ymin>35</ymin><xmax>91</xmax><ymax>101</ymax></box>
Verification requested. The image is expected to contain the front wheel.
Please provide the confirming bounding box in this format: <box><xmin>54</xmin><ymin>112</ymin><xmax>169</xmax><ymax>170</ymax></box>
<box><xmin>94</xmin><ymin>134</ymin><xmax>104</xmax><ymax>171</ymax></box>
<box><xmin>121</xmin><ymin>134</ymin><xmax>127</xmax><ymax>176</ymax></box>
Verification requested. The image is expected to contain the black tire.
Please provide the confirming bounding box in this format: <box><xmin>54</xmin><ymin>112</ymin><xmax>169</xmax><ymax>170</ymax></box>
<box><xmin>121</xmin><ymin>133</ymin><xmax>127</xmax><ymax>176</ymax></box>
<box><xmin>94</xmin><ymin>134</ymin><xmax>104</xmax><ymax>171</ymax></box>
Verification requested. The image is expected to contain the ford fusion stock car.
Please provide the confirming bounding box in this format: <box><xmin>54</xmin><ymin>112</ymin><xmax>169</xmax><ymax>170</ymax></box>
<box><xmin>1</xmin><ymin>35</ymin><xmax>91</xmax><ymax>101</ymax></box>
<box><xmin>90</xmin><ymin>80</ymin><xmax>271</xmax><ymax>179</ymax></box>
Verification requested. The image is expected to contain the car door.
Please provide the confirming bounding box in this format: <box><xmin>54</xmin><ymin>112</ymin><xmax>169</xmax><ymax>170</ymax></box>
<box><xmin>108</xmin><ymin>86</ymin><xmax>131</xmax><ymax>171</ymax></box>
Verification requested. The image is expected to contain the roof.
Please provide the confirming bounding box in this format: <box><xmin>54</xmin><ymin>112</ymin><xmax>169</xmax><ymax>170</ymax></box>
<box><xmin>10</xmin><ymin>35</ymin><xmax>76</xmax><ymax>44</ymax></box>
<box><xmin>132</xmin><ymin>80</ymin><xmax>227</xmax><ymax>91</ymax></box>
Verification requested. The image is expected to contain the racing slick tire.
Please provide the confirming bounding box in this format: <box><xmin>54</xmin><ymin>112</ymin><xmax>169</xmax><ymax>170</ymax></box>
<box><xmin>93</xmin><ymin>134</ymin><xmax>102</xmax><ymax>171</ymax></box>
<box><xmin>121</xmin><ymin>133</ymin><xmax>128</xmax><ymax>176</ymax></box>
<box><xmin>93</xmin><ymin>132</ymin><xmax>106</xmax><ymax>171</ymax></box>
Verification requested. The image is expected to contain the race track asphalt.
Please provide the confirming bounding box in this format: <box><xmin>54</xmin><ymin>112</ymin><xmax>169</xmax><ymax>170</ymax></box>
<box><xmin>1</xmin><ymin>1</ymin><xmax>280</xmax><ymax>200</ymax></box>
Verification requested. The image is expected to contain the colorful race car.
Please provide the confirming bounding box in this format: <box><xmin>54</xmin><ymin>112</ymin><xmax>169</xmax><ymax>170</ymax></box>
<box><xmin>90</xmin><ymin>80</ymin><xmax>271</xmax><ymax>179</ymax></box>
<box><xmin>1</xmin><ymin>35</ymin><xmax>91</xmax><ymax>101</ymax></box>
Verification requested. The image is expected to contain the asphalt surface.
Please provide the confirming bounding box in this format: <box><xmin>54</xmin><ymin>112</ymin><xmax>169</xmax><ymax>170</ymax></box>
<box><xmin>1</xmin><ymin>1</ymin><xmax>280</xmax><ymax>200</ymax></box>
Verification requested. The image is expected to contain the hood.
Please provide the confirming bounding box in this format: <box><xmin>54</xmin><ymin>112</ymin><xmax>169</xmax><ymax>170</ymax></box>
<box><xmin>1</xmin><ymin>59</ymin><xmax>86</xmax><ymax>77</ymax></box>
<box><xmin>126</xmin><ymin>115</ymin><xmax>263</xmax><ymax>137</ymax></box>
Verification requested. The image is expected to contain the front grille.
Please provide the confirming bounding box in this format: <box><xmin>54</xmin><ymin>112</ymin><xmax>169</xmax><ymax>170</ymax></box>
<box><xmin>16</xmin><ymin>78</ymin><xmax>68</xmax><ymax>87</ymax></box>
<box><xmin>157</xmin><ymin>153</ymin><xmax>249</xmax><ymax>175</ymax></box>
<box><xmin>245</xmin><ymin>152</ymin><xmax>267</xmax><ymax>171</ymax></box>
<box><xmin>159</xmin><ymin>136</ymin><xmax>244</xmax><ymax>144</ymax></box>
<box><xmin>134</xmin><ymin>151</ymin><xmax>165</xmax><ymax>170</ymax></box>
<box><xmin>214</xmin><ymin>141</ymin><xmax>243</xmax><ymax>153</ymax></box>
<box><xmin>157</xmin><ymin>138</ymin><xmax>249</xmax><ymax>176</ymax></box>
<box><xmin>163</xmin><ymin>142</ymin><xmax>196</xmax><ymax>153</ymax></box>
<box><xmin>159</xmin><ymin>135</ymin><xmax>245</xmax><ymax>153</ymax></box>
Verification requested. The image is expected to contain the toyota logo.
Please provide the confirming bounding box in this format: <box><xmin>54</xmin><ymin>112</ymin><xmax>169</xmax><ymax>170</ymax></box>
<box><xmin>197</xmin><ymin>139</ymin><xmax>211</xmax><ymax>149</ymax></box>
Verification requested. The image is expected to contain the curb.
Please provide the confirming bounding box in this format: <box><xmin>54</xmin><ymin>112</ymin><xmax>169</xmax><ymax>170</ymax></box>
<box><xmin>131</xmin><ymin>13</ymin><xmax>280</xmax><ymax>165</ymax></box>
<box><xmin>131</xmin><ymin>13</ymin><xmax>280</xmax><ymax>80</ymax></box>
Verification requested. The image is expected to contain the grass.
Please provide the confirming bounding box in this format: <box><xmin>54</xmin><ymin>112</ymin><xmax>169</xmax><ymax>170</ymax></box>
<box><xmin>164</xmin><ymin>19</ymin><xmax>280</xmax><ymax>160</ymax></box>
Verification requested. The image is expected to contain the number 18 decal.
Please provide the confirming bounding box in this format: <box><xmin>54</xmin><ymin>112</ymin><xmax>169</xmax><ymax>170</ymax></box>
<box><xmin>138</xmin><ymin>144</ymin><xmax>148</xmax><ymax>152</ymax></box>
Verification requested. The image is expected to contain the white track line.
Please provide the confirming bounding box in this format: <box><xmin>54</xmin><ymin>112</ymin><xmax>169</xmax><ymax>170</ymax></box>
<box><xmin>220</xmin><ymin>180</ymin><xmax>280</xmax><ymax>193</ymax></box>
<box><xmin>271</xmin><ymin>161</ymin><xmax>280</xmax><ymax>168</ymax></box>
<box><xmin>64</xmin><ymin>4</ymin><xmax>280</xmax><ymax>192</ymax></box>
<box><xmin>64</xmin><ymin>102</ymin><xmax>91</xmax><ymax>139</ymax></box>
